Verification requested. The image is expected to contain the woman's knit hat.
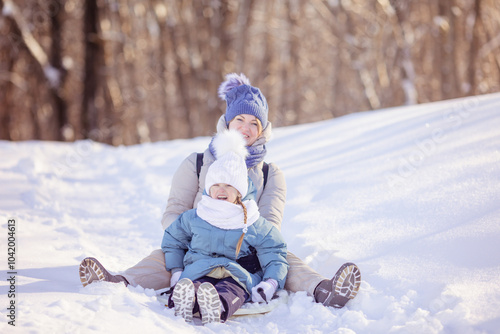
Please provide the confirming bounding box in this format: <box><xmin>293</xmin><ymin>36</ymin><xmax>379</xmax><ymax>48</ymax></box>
<box><xmin>205</xmin><ymin>129</ymin><xmax>249</xmax><ymax>198</ymax></box>
<box><xmin>218</xmin><ymin>73</ymin><xmax>268</xmax><ymax>129</ymax></box>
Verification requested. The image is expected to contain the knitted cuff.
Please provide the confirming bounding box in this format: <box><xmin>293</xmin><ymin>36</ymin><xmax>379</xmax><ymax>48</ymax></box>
<box><xmin>265</xmin><ymin>278</ymin><xmax>278</xmax><ymax>291</ymax></box>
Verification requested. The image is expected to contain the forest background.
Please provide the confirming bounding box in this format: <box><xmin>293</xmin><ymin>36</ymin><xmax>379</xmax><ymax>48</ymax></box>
<box><xmin>1</xmin><ymin>0</ymin><xmax>499</xmax><ymax>145</ymax></box>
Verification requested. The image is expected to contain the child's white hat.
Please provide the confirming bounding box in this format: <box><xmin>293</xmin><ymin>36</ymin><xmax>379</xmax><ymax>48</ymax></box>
<box><xmin>205</xmin><ymin>129</ymin><xmax>249</xmax><ymax>198</ymax></box>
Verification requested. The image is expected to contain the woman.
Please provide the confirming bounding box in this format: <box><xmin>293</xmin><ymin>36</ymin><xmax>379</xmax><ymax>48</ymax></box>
<box><xmin>79</xmin><ymin>73</ymin><xmax>361</xmax><ymax>309</ymax></box>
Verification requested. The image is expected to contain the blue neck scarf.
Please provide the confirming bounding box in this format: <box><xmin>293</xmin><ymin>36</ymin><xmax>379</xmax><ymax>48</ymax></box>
<box><xmin>209</xmin><ymin>137</ymin><xmax>266</xmax><ymax>169</ymax></box>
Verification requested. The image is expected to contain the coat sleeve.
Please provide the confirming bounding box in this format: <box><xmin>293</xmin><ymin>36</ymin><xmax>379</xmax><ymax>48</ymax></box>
<box><xmin>161</xmin><ymin>213</ymin><xmax>193</xmax><ymax>271</ymax></box>
<box><xmin>255</xmin><ymin>224</ymin><xmax>289</xmax><ymax>290</ymax></box>
<box><xmin>256</xmin><ymin>163</ymin><xmax>287</xmax><ymax>231</ymax></box>
<box><xmin>161</xmin><ymin>153</ymin><xmax>199</xmax><ymax>230</ymax></box>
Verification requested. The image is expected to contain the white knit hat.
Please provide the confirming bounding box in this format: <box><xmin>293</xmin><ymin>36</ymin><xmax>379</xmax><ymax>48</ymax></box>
<box><xmin>205</xmin><ymin>129</ymin><xmax>249</xmax><ymax>198</ymax></box>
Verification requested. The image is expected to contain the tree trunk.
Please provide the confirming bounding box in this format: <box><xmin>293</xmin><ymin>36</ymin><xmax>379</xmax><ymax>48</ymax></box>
<box><xmin>82</xmin><ymin>0</ymin><xmax>100</xmax><ymax>140</ymax></box>
<box><xmin>469</xmin><ymin>0</ymin><xmax>482</xmax><ymax>94</ymax></box>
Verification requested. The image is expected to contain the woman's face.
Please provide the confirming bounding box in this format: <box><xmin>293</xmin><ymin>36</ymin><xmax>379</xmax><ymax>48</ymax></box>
<box><xmin>228</xmin><ymin>114</ymin><xmax>262</xmax><ymax>146</ymax></box>
<box><xmin>209</xmin><ymin>183</ymin><xmax>240</xmax><ymax>203</ymax></box>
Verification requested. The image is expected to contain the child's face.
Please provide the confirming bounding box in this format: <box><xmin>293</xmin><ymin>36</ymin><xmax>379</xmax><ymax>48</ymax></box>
<box><xmin>209</xmin><ymin>183</ymin><xmax>240</xmax><ymax>203</ymax></box>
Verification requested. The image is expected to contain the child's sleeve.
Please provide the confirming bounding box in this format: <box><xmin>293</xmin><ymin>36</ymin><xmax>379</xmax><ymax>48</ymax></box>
<box><xmin>161</xmin><ymin>212</ymin><xmax>192</xmax><ymax>271</ymax></box>
<box><xmin>255</xmin><ymin>225</ymin><xmax>289</xmax><ymax>289</ymax></box>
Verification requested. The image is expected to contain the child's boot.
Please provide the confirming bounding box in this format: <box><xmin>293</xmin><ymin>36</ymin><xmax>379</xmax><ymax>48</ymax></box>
<box><xmin>197</xmin><ymin>282</ymin><xmax>222</xmax><ymax>324</ymax></box>
<box><xmin>172</xmin><ymin>278</ymin><xmax>196</xmax><ymax>322</ymax></box>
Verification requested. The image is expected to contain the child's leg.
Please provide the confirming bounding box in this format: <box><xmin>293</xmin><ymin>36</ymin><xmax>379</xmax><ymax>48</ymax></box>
<box><xmin>212</xmin><ymin>277</ymin><xmax>249</xmax><ymax>322</ymax></box>
<box><xmin>193</xmin><ymin>276</ymin><xmax>249</xmax><ymax>322</ymax></box>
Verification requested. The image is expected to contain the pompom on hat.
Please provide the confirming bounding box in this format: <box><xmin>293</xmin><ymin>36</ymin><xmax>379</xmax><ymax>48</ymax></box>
<box><xmin>218</xmin><ymin>73</ymin><xmax>269</xmax><ymax>129</ymax></box>
<box><xmin>205</xmin><ymin>129</ymin><xmax>249</xmax><ymax>198</ymax></box>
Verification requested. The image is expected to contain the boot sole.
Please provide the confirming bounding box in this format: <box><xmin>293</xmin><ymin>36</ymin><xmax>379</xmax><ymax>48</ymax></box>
<box><xmin>171</xmin><ymin>278</ymin><xmax>195</xmax><ymax>322</ymax></box>
<box><xmin>79</xmin><ymin>257</ymin><xmax>106</xmax><ymax>287</ymax></box>
<box><xmin>197</xmin><ymin>282</ymin><xmax>221</xmax><ymax>324</ymax></box>
<box><xmin>333</xmin><ymin>262</ymin><xmax>361</xmax><ymax>299</ymax></box>
<box><xmin>316</xmin><ymin>262</ymin><xmax>362</xmax><ymax>308</ymax></box>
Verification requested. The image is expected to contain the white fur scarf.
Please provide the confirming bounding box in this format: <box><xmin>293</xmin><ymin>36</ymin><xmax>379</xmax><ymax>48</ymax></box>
<box><xmin>197</xmin><ymin>195</ymin><xmax>259</xmax><ymax>232</ymax></box>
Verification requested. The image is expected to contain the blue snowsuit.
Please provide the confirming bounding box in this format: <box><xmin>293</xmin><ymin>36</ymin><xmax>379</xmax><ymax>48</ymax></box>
<box><xmin>161</xmin><ymin>186</ymin><xmax>288</xmax><ymax>300</ymax></box>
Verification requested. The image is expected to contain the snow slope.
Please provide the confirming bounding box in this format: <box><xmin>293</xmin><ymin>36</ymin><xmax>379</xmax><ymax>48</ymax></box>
<box><xmin>1</xmin><ymin>93</ymin><xmax>500</xmax><ymax>333</ymax></box>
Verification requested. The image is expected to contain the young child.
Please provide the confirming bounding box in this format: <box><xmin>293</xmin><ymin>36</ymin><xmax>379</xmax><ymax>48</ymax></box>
<box><xmin>161</xmin><ymin>129</ymin><xmax>289</xmax><ymax>324</ymax></box>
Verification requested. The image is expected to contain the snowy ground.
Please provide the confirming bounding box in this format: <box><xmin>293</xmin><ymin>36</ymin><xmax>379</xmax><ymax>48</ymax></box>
<box><xmin>1</xmin><ymin>93</ymin><xmax>500</xmax><ymax>333</ymax></box>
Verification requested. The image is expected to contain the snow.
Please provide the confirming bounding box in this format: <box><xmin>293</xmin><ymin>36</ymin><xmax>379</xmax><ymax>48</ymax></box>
<box><xmin>1</xmin><ymin>92</ymin><xmax>500</xmax><ymax>333</ymax></box>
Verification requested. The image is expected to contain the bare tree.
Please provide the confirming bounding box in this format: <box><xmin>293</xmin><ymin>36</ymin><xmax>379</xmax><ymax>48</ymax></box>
<box><xmin>2</xmin><ymin>0</ymin><xmax>500</xmax><ymax>145</ymax></box>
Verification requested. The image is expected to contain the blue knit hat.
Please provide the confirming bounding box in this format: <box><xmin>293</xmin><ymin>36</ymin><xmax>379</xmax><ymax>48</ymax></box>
<box><xmin>218</xmin><ymin>73</ymin><xmax>268</xmax><ymax>129</ymax></box>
